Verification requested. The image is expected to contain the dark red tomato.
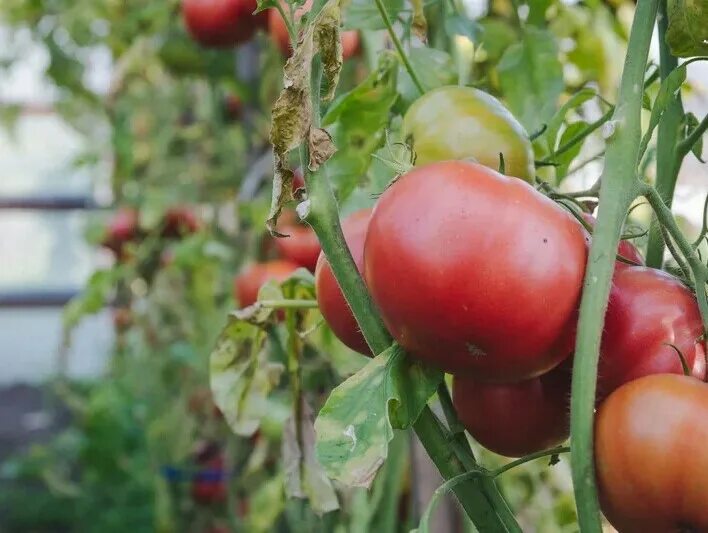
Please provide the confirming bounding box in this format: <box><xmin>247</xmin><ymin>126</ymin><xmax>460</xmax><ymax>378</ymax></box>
<box><xmin>453</xmin><ymin>360</ymin><xmax>571</xmax><ymax>457</ymax></box>
<box><xmin>596</xmin><ymin>266</ymin><xmax>706</xmax><ymax>400</ymax></box>
<box><xmin>268</xmin><ymin>0</ymin><xmax>359</xmax><ymax>58</ymax></box>
<box><xmin>275</xmin><ymin>221</ymin><xmax>320</xmax><ymax>272</ymax></box>
<box><xmin>162</xmin><ymin>206</ymin><xmax>201</xmax><ymax>238</ymax></box>
<box><xmin>234</xmin><ymin>260</ymin><xmax>298</xmax><ymax>306</ymax></box>
<box><xmin>315</xmin><ymin>209</ymin><xmax>372</xmax><ymax>355</ymax></box>
<box><xmin>102</xmin><ymin>207</ymin><xmax>140</xmax><ymax>256</ymax></box>
<box><xmin>182</xmin><ymin>0</ymin><xmax>267</xmax><ymax>48</ymax></box>
<box><xmin>595</xmin><ymin>374</ymin><xmax>708</xmax><ymax>532</ymax></box>
<box><xmin>364</xmin><ymin>161</ymin><xmax>587</xmax><ymax>380</ymax></box>
<box><xmin>580</xmin><ymin>213</ymin><xmax>644</xmax><ymax>265</ymax></box>
<box><xmin>223</xmin><ymin>94</ymin><xmax>242</xmax><ymax>121</ymax></box>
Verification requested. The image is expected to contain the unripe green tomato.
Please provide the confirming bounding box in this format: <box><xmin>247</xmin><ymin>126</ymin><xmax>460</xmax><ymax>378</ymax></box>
<box><xmin>402</xmin><ymin>86</ymin><xmax>535</xmax><ymax>182</ymax></box>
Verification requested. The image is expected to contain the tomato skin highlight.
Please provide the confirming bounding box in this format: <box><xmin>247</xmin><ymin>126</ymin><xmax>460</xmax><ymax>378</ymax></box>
<box><xmin>402</xmin><ymin>86</ymin><xmax>535</xmax><ymax>182</ymax></box>
<box><xmin>182</xmin><ymin>0</ymin><xmax>267</xmax><ymax>48</ymax></box>
<box><xmin>453</xmin><ymin>360</ymin><xmax>571</xmax><ymax>457</ymax></box>
<box><xmin>234</xmin><ymin>260</ymin><xmax>299</xmax><ymax>307</ymax></box>
<box><xmin>268</xmin><ymin>0</ymin><xmax>359</xmax><ymax>58</ymax></box>
<box><xmin>595</xmin><ymin>374</ymin><xmax>708</xmax><ymax>533</ymax></box>
<box><xmin>364</xmin><ymin>161</ymin><xmax>587</xmax><ymax>380</ymax></box>
<box><xmin>274</xmin><ymin>223</ymin><xmax>321</xmax><ymax>272</ymax></box>
<box><xmin>315</xmin><ymin>209</ymin><xmax>372</xmax><ymax>355</ymax></box>
<box><xmin>597</xmin><ymin>266</ymin><xmax>706</xmax><ymax>400</ymax></box>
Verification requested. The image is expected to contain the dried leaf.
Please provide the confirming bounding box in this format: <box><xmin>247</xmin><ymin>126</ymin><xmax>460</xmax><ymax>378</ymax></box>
<box><xmin>410</xmin><ymin>0</ymin><xmax>428</xmax><ymax>42</ymax></box>
<box><xmin>308</xmin><ymin>127</ymin><xmax>337</xmax><ymax>170</ymax></box>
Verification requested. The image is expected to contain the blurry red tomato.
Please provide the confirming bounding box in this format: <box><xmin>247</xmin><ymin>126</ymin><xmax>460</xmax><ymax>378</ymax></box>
<box><xmin>315</xmin><ymin>209</ymin><xmax>372</xmax><ymax>355</ymax></box>
<box><xmin>162</xmin><ymin>206</ymin><xmax>201</xmax><ymax>238</ymax></box>
<box><xmin>274</xmin><ymin>223</ymin><xmax>320</xmax><ymax>272</ymax></box>
<box><xmin>182</xmin><ymin>0</ymin><xmax>267</xmax><ymax>48</ymax></box>
<box><xmin>234</xmin><ymin>260</ymin><xmax>299</xmax><ymax>306</ymax></box>
<box><xmin>102</xmin><ymin>207</ymin><xmax>140</xmax><ymax>257</ymax></box>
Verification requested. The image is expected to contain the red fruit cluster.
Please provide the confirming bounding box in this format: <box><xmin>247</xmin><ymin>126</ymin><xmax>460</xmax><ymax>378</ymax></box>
<box><xmin>182</xmin><ymin>0</ymin><xmax>267</xmax><ymax>48</ymax></box>
<box><xmin>312</xmin><ymin>161</ymin><xmax>705</xmax><ymax>466</ymax></box>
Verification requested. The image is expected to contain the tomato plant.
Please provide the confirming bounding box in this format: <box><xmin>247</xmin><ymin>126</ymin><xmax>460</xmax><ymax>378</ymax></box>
<box><xmin>182</xmin><ymin>0</ymin><xmax>267</xmax><ymax>48</ymax></box>
<box><xmin>363</xmin><ymin>160</ymin><xmax>587</xmax><ymax>380</ymax></box>
<box><xmin>595</xmin><ymin>374</ymin><xmax>708</xmax><ymax>532</ymax></box>
<box><xmin>315</xmin><ymin>209</ymin><xmax>371</xmax><ymax>355</ymax></box>
<box><xmin>402</xmin><ymin>86</ymin><xmax>536</xmax><ymax>181</ymax></box>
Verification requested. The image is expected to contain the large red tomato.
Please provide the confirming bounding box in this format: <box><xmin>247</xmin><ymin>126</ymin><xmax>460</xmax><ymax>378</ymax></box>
<box><xmin>268</xmin><ymin>0</ymin><xmax>359</xmax><ymax>58</ymax></box>
<box><xmin>595</xmin><ymin>374</ymin><xmax>708</xmax><ymax>532</ymax></box>
<box><xmin>234</xmin><ymin>260</ymin><xmax>298</xmax><ymax>307</ymax></box>
<box><xmin>364</xmin><ymin>161</ymin><xmax>587</xmax><ymax>380</ymax></box>
<box><xmin>191</xmin><ymin>450</ymin><xmax>227</xmax><ymax>505</ymax></box>
<box><xmin>275</xmin><ymin>216</ymin><xmax>321</xmax><ymax>272</ymax></box>
<box><xmin>315</xmin><ymin>209</ymin><xmax>372</xmax><ymax>355</ymax></box>
<box><xmin>182</xmin><ymin>0</ymin><xmax>267</xmax><ymax>48</ymax></box>
<box><xmin>596</xmin><ymin>266</ymin><xmax>706</xmax><ymax>400</ymax></box>
<box><xmin>453</xmin><ymin>360</ymin><xmax>571</xmax><ymax>457</ymax></box>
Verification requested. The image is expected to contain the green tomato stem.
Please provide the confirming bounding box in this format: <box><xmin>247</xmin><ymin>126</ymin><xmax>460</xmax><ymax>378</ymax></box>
<box><xmin>302</xmin><ymin>55</ymin><xmax>516</xmax><ymax>533</ymax></box>
<box><xmin>569</xmin><ymin>0</ymin><xmax>658</xmax><ymax>530</ymax></box>
<box><xmin>492</xmin><ymin>446</ymin><xmax>571</xmax><ymax>478</ymax></box>
<box><xmin>259</xmin><ymin>299</ymin><xmax>319</xmax><ymax>309</ymax></box>
<box><xmin>643</xmin><ymin>184</ymin><xmax>708</xmax><ymax>332</ymax></box>
<box><xmin>373</xmin><ymin>0</ymin><xmax>425</xmax><ymax>95</ymax></box>
<box><xmin>645</xmin><ymin>0</ymin><xmax>685</xmax><ymax>268</ymax></box>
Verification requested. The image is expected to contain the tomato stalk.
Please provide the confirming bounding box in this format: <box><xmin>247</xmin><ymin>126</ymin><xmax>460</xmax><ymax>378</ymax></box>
<box><xmin>373</xmin><ymin>0</ymin><xmax>425</xmax><ymax>95</ymax></box>
<box><xmin>645</xmin><ymin>0</ymin><xmax>685</xmax><ymax>268</ymax></box>
<box><xmin>569</xmin><ymin>0</ymin><xmax>658</xmax><ymax>530</ymax></box>
<box><xmin>302</xmin><ymin>56</ymin><xmax>516</xmax><ymax>533</ymax></box>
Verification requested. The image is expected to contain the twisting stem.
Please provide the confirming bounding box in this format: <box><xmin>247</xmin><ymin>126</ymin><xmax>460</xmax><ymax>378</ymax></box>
<box><xmin>493</xmin><ymin>446</ymin><xmax>571</xmax><ymax>478</ymax></box>
<box><xmin>658</xmin><ymin>224</ymin><xmax>693</xmax><ymax>285</ymax></box>
<box><xmin>645</xmin><ymin>0</ymin><xmax>685</xmax><ymax>268</ymax></box>
<box><xmin>373</xmin><ymin>0</ymin><xmax>425</xmax><ymax>95</ymax></box>
<box><xmin>569</xmin><ymin>0</ymin><xmax>658</xmax><ymax>530</ymax></box>
<box><xmin>643</xmin><ymin>184</ymin><xmax>708</xmax><ymax>332</ymax></box>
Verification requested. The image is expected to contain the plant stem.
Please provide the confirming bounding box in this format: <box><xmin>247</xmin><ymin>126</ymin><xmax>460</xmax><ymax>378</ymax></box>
<box><xmin>493</xmin><ymin>446</ymin><xmax>571</xmax><ymax>478</ymax></box>
<box><xmin>541</xmin><ymin>108</ymin><xmax>614</xmax><ymax>164</ymax></box>
<box><xmin>303</xmin><ymin>56</ymin><xmax>514</xmax><ymax>533</ymax></box>
<box><xmin>275</xmin><ymin>1</ymin><xmax>297</xmax><ymax>46</ymax></box>
<box><xmin>645</xmin><ymin>0</ymin><xmax>685</xmax><ymax>268</ymax></box>
<box><xmin>373</xmin><ymin>0</ymin><xmax>425</xmax><ymax>95</ymax></box>
<box><xmin>569</xmin><ymin>0</ymin><xmax>658</xmax><ymax>530</ymax></box>
<box><xmin>643</xmin><ymin>184</ymin><xmax>708</xmax><ymax>332</ymax></box>
<box><xmin>676</xmin><ymin>113</ymin><xmax>708</xmax><ymax>157</ymax></box>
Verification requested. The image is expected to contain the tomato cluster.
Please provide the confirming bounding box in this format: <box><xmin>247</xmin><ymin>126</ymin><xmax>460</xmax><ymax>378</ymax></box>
<box><xmin>310</xmin><ymin>87</ymin><xmax>706</xmax><ymax>531</ymax></box>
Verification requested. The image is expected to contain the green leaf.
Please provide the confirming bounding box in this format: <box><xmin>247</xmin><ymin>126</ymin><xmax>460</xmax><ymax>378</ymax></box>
<box><xmin>478</xmin><ymin>19</ymin><xmax>517</xmax><ymax>64</ymax></box>
<box><xmin>666</xmin><ymin>0</ymin><xmax>708</xmax><ymax>57</ymax></box>
<box><xmin>544</xmin><ymin>88</ymin><xmax>597</xmax><ymax>153</ymax></box>
<box><xmin>283</xmin><ymin>400</ymin><xmax>339</xmax><ymax>514</ymax></box>
<box><xmin>398</xmin><ymin>48</ymin><xmax>456</xmax><ymax>111</ymax></box>
<box><xmin>527</xmin><ymin>0</ymin><xmax>554</xmax><ymax>26</ymax></box>
<box><xmin>322</xmin><ymin>51</ymin><xmax>399</xmax><ymax>201</ymax></box>
<box><xmin>683</xmin><ymin>111</ymin><xmax>705</xmax><ymax>161</ymax></box>
<box><xmin>344</xmin><ymin>0</ymin><xmax>403</xmax><ymax>30</ymax></box>
<box><xmin>555</xmin><ymin>121</ymin><xmax>589</xmax><ymax>180</ymax></box>
<box><xmin>63</xmin><ymin>269</ymin><xmax>122</xmax><ymax>329</ymax></box>
<box><xmin>444</xmin><ymin>15</ymin><xmax>483</xmax><ymax>43</ymax></box>
<box><xmin>314</xmin><ymin>344</ymin><xmax>442</xmax><ymax>488</ymax></box>
<box><xmin>247</xmin><ymin>473</ymin><xmax>286</xmax><ymax>533</ymax></box>
<box><xmin>497</xmin><ymin>27</ymin><xmax>564</xmax><ymax>134</ymax></box>
<box><xmin>638</xmin><ymin>63</ymin><xmax>687</xmax><ymax>160</ymax></box>
<box><xmin>210</xmin><ymin>319</ymin><xmax>285</xmax><ymax>436</ymax></box>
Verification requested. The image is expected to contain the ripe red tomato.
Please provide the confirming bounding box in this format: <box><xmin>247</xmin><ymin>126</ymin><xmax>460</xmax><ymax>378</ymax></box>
<box><xmin>162</xmin><ymin>206</ymin><xmax>201</xmax><ymax>238</ymax></box>
<box><xmin>182</xmin><ymin>0</ymin><xmax>267</xmax><ymax>48</ymax></box>
<box><xmin>595</xmin><ymin>374</ymin><xmax>708</xmax><ymax>532</ymax></box>
<box><xmin>453</xmin><ymin>360</ymin><xmax>571</xmax><ymax>457</ymax></box>
<box><xmin>596</xmin><ymin>266</ymin><xmax>706</xmax><ymax>400</ymax></box>
<box><xmin>223</xmin><ymin>93</ymin><xmax>243</xmax><ymax>121</ymax></box>
<box><xmin>234</xmin><ymin>260</ymin><xmax>298</xmax><ymax>307</ymax></box>
<box><xmin>268</xmin><ymin>0</ymin><xmax>359</xmax><ymax>58</ymax></box>
<box><xmin>315</xmin><ymin>209</ymin><xmax>372</xmax><ymax>355</ymax></box>
<box><xmin>102</xmin><ymin>207</ymin><xmax>140</xmax><ymax>256</ymax></box>
<box><xmin>275</xmin><ymin>220</ymin><xmax>321</xmax><ymax>272</ymax></box>
<box><xmin>364</xmin><ymin>161</ymin><xmax>587</xmax><ymax>380</ymax></box>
